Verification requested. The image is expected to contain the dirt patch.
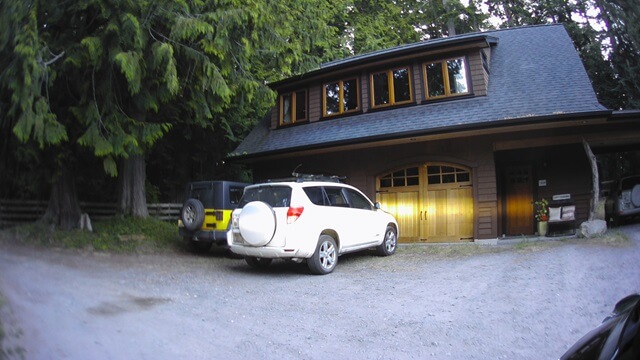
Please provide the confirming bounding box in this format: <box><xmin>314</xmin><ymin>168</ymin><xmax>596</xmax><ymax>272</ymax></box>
<box><xmin>1</xmin><ymin>223</ymin><xmax>639</xmax><ymax>359</ymax></box>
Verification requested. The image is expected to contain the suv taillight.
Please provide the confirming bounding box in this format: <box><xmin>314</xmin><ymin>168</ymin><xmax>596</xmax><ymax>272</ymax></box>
<box><xmin>287</xmin><ymin>206</ymin><xmax>304</xmax><ymax>224</ymax></box>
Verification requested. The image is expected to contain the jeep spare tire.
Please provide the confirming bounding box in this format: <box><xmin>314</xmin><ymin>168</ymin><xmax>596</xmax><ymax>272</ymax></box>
<box><xmin>238</xmin><ymin>201</ymin><xmax>276</xmax><ymax>246</ymax></box>
<box><xmin>181</xmin><ymin>198</ymin><xmax>205</xmax><ymax>231</ymax></box>
<box><xmin>631</xmin><ymin>184</ymin><xmax>640</xmax><ymax>207</ymax></box>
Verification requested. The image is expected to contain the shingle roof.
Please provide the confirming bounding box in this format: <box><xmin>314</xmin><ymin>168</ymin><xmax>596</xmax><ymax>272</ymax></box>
<box><xmin>230</xmin><ymin>24</ymin><xmax>608</xmax><ymax>159</ymax></box>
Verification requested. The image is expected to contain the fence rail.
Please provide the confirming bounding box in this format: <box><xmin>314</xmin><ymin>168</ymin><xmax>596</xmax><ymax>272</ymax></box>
<box><xmin>0</xmin><ymin>199</ymin><xmax>182</xmax><ymax>227</ymax></box>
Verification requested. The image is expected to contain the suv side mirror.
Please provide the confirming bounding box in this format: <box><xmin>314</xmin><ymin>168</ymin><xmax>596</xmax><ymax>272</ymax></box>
<box><xmin>374</xmin><ymin>202</ymin><xmax>382</xmax><ymax>210</ymax></box>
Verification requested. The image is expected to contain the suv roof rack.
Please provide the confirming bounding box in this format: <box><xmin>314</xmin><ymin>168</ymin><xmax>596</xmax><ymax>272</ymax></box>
<box><xmin>266</xmin><ymin>172</ymin><xmax>346</xmax><ymax>183</ymax></box>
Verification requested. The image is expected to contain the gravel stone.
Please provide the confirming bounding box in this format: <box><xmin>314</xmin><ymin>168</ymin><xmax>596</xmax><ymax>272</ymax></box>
<box><xmin>0</xmin><ymin>223</ymin><xmax>639</xmax><ymax>359</ymax></box>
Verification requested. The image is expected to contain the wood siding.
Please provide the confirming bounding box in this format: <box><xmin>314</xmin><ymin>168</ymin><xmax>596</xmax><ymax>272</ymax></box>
<box><xmin>309</xmin><ymin>84</ymin><xmax>321</xmax><ymax>123</ymax></box>
<box><xmin>251</xmin><ymin>128</ymin><xmax>600</xmax><ymax>241</ymax></box>
<box><xmin>360</xmin><ymin>72</ymin><xmax>369</xmax><ymax>113</ymax></box>
<box><xmin>469</xmin><ymin>51</ymin><xmax>488</xmax><ymax>96</ymax></box>
<box><xmin>272</xmin><ymin>44</ymin><xmax>492</xmax><ymax>128</ymax></box>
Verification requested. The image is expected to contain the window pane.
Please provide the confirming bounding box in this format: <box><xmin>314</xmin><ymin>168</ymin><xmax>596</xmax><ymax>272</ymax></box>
<box><xmin>406</xmin><ymin>167</ymin><xmax>419</xmax><ymax>176</ymax></box>
<box><xmin>380</xmin><ymin>178</ymin><xmax>392</xmax><ymax>188</ymax></box>
<box><xmin>442</xmin><ymin>174</ymin><xmax>456</xmax><ymax>183</ymax></box>
<box><xmin>442</xmin><ymin>166</ymin><xmax>455</xmax><ymax>173</ymax></box>
<box><xmin>240</xmin><ymin>186</ymin><xmax>292</xmax><ymax>208</ymax></box>
<box><xmin>393</xmin><ymin>68</ymin><xmax>411</xmax><ymax>102</ymax></box>
<box><xmin>407</xmin><ymin>177</ymin><xmax>419</xmax><ymax>186</ymax></box>
<box><xmin>426</xmin><ymin>62</ymin><xmax>445</xmax><ymax>97</ymax></box>
<box><xmin>325</xmin><ymin>187</ymin><xmax>348</xmax><ymax>207</ymax></box>
<box><xmin>295</xmin><ymin>90</ymin><xmax>306</xmax><ymax>121</ymax></box>
<box><xmin>447</xmin><ymin>58</ymin><xmax>468</xmax><ymax>95</ymax></box>
<box><xmin>346</xmin><ymin>189</ymin><xmax>372</xmax><ymax>210</ymax></box>
<box><xmin>281</xmin><ymin>94</ymin><xmax>292</xmax><ymax>124</ymax></box>
<box><xmin>343</xmin><ymin>78</ymin><xmax>358</xmax><ymax>111</ymax></box>
<box><xmin>428</xmin><ymin>175</ymin><xmax>441</xmax><ymax>184</ymax></box>
<box><xmin>303</xmin><ymin>187</ymin><xmax>325</xmax><ymax>206</ymax></box>
<box><xmin>393</xmin><ymin>178</ymin><xmax>406</xmax><ymax>187</ymax></box>
<box><xmin>372</xmin><ymin>72</ymin><xmax>390</xmax><ymax>106</ymax></box>
<box><xmin>457</xmin><ymin>172</ymin><xmax>470</xmax><ymax>182</ymax></box>
<box><xmin>325</xmin><ymin>82</ymin><xmax>340</xmax><ymax>115</ymax></box>
<box><xmin>427</xmin><ymin>165</ymin><xmax>440</xmax><ymax>175</ymax></box>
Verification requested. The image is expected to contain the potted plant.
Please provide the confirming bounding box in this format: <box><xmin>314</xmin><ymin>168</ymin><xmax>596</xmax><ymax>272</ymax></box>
<box><xmin>534</xmin><ymin>198</ymin><xmax>549</xmax><ymax>236</ymax></box>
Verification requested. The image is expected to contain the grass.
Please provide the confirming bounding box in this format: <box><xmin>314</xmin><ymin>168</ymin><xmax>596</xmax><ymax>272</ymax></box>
<box><xmin>2</xmin><ymin>217</ymin><xmax>182</xmax><ymax>254</ymax></box>
<box><xmin>0</xmin><ymin>219</ymin><xmax>632</xmax><ymax>257</ymax></box>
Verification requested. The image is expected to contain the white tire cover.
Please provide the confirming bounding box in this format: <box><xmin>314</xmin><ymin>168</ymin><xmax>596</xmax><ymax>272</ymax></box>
<box><xmin>238</xmin><ymin>201</ymin><xmax>276</xmax><ymax>246</ymax></box>
<box><xmin>631</xmin><ymin>184</ymin><xmax>640</xmax><ymax>207</ymax></box>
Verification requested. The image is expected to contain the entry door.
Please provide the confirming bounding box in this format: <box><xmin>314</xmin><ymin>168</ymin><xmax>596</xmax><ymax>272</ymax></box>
<box><xmin>504</xmin><ymin>166</ymin><xmax>533</xmax><ymax>235</ymax></box>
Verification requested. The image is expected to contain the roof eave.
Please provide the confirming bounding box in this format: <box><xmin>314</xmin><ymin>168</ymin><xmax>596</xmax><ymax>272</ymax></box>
<box><xmin>226</xmin><ymin>110</ymin><xmax>613</xmax><ymax>162</ymax></box>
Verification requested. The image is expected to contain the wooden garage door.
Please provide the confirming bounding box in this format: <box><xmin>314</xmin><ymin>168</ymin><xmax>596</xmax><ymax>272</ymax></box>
<box><xmin>377</xmin><ymin>164</ymin><xmax>474</xmax><ymax>243</ymax></box>
<box><xmin>424</xmin><ymin>164</ymin><xmax>474</xmax><ymax>242</ymax></box>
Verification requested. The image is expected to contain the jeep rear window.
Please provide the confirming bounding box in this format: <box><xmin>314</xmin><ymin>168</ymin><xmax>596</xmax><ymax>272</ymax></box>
<box><xmin>239</xmin><ymin>186</ymin><xmax>292</xmax><ymax>208</ymax></box>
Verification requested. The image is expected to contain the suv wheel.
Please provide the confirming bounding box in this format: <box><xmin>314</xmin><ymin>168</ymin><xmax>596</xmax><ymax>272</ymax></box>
<box><xmin>376</xmin><ymin>226</ymin><xmax>397</xmax><ymax>256</ymax></box>
<box><xmin>245</xmin><ymin>257</ymin><xmax>273</xmax><ymax>268</ymax></box>
<box><xmin>308</xmin><ymin>235</ymin><xmax>338</xmax><ymax>275</ymax></box>
<box><xmin>181</xmin><ymin>198</ymin><xmax>205</xmax><ymax>231</ymax></box>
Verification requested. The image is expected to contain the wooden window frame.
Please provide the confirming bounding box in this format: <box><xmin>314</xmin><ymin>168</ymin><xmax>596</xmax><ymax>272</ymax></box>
<box><xmin>379</xmin><ymin>167</ymin><xmax>420</xmax><ymax>189</ymax></box>
<box><xmin>279</xmin><ymin>90</ymin><xmax>307</xmax><ymax>126</ymax></box>
<box><xmin>423</xmin><ymin>57</ymin><xmax>470</xmax><ymax>100</ymax></box>
<box><xmin>370</xmin><ymin>66</ymin><xmax>414</xmax><ymax>109</ymax></box>
<box><xmin>322</xmin><ymin>78</ymin><xmax>360</xmax><ymax>117</ymax></box>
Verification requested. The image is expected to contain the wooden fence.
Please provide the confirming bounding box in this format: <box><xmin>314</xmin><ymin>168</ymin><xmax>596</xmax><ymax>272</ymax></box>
<box><xmin>0</xmin><ymin>199</ymin><xmax>182</xmax><ymax>227</ymax></box>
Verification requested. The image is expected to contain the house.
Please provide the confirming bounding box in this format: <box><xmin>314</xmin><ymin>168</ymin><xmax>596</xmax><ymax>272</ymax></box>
<box><xmin>227</xmin><ymin>24</ymin><xmax>640</xmax><ymax>242</ymax></box>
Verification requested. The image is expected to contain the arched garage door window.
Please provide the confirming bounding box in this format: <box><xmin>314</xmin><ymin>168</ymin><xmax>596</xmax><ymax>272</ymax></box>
<box><xmin>378</xmin><ymin>164</ymin><xmax>473</xmax><ymax>242</ymax></box>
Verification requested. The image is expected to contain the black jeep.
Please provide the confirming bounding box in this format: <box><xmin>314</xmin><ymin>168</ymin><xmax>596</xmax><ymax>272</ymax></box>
<box><xmin>179</xmin><ymin>181</ymin><xmax>249</xmax><ymax>251</ymax></box>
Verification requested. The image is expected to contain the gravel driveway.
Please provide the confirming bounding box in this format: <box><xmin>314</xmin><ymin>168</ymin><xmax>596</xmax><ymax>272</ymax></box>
<box><xmin>1</xmin><ymin>223</ymin><xmax>640</xmax><ymax>360</ymax></box>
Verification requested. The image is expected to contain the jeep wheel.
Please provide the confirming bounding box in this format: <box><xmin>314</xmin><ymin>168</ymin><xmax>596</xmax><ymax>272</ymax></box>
<box><xmin>245</xmin><ymin>257</ymin><xmax>273</xmax><ymax>268</ymax></box>
<box><xmin>376</xmin><ymin>226</ymin><xmax>397</xmax><ymax>256</ymax></box>
<box><xmin>181</xmin><ymin>199</ymin><xmax>205</xmax><ymax>231</ymax></box>
<box><xmin>238</xmin><ymin>201</ymin><xmax>276</xmax><ymax>246</ymax></box>
<box><xmin>308</xmin><ymin>235</ymin><xmax>338</xmax><ymax>275</ymax></box>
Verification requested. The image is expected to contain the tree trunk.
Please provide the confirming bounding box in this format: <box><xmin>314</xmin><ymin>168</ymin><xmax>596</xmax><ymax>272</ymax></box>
<box><xmin>582</xmin><ymin>139</ymin><xmax>600</xmax><ymax>221</ymax></box>
<box><xmin>443</xmin><ymin>0</ymin><xmax>457</xmax><ymax>36</ymax></box>
<box><xmin>43</xmin><ymin>165</ymin><xmax>82</xmax><ymax>230</ymax></box>
<box><xmin>117</xmin><ymin>154</ymin><xmax>149</xmax><ymax>218</ymax></box>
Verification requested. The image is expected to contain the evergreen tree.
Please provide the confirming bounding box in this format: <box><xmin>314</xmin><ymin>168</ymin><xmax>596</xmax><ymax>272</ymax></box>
<box><xmin>0</xmin><ymin>0</ymin><xmax>335</xmax><ymax>227</ymax></box>
<box><xmin>594</xmin><ymin>0</ymin><xmax>640</xmax><ymax>109</ymax></box>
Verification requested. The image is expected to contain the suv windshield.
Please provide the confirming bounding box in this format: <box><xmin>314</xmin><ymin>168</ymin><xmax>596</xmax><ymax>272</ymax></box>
<box><xmin>239</xmin><ymin>186</ymin><xmax>292</xmax><ymax>208</ymax></box>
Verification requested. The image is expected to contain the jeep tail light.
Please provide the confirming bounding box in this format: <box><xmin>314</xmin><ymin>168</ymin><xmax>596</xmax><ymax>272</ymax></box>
<box><xmin>287</xmin><ymin>206</ymin><xmax>304</xmax><ymax>224</ymax></box>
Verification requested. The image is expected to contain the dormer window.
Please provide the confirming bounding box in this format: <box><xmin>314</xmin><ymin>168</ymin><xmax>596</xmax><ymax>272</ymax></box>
<box><xmin>424</xmin><ymin>57</ymin><xmax>469</xmax><ymax>99</ymax></box>
<box><xmin>370</xmin><ymin>67</ymin><xmax>413</xmax><ymax>108</ymax></box>
<box><xmin>280</xmin><ymin>90</ymin><xmax>307</xmax><ymax>126</ymax></box>
<box><xmin>323</xmin><ymin>78</ymin><xmax>359</xmax><ymax>116</ymax></box>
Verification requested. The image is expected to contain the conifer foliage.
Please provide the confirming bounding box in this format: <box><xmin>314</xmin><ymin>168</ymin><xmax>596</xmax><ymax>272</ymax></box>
<box><xmin>0</xmin><ymin>0</ymin><xmax>333</xmax><ymax>226</ymax></box>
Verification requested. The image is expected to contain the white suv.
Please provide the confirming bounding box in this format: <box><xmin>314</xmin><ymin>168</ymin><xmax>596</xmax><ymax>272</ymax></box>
<box><xmin>227</xmin><ymin>176</ymin><xmax>398</xmax><ymax>274</ymax></box>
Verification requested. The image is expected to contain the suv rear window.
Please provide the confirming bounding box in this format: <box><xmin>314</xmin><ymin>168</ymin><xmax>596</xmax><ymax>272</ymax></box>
<box><xmin>239</xmin><ymin>186</ymin><xmax>292</xmax><ymax>208</ymax></box>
